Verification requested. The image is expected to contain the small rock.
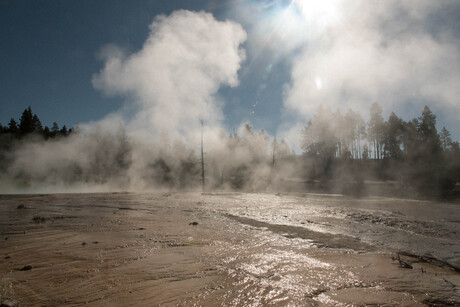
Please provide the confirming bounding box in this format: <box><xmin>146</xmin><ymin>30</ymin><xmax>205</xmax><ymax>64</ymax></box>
<box><xmin>32</xmin><ymin>216</ymin><xmax>46</xmax><ymax>223</ymax></box>
<box><xmin>1</xmin><ymin>299</ymin><xmax>19</xmax><ymax>307</ymax></box>
<box><xmin>17</xmin><ymin>204</ymin><xmax>26</xmax><ymax>209</ymax></box>
<box><xmin>4</xmin><ymin>256</ymin><xmax>10</xmax><ymax>259</ymax></box>
<box><xmin>138</xmin><ymin>227</ymin><xmax>145</xmax><ymax>230</ymax></box>
<box><xmin>93</xmin><ymin>241</ymin><xmax>99</xmax><ymax>244</ymax></box>
<box><xmin>189</xmin><ymin>222</ymin><xmax>199</xmax><ymax>226</ymax></box>
<box><xmin>20</xmin><ymin>265</ymin><xmax>32</xmax><ymax>271</ymax></box>
<box><xmin>82</xmin><ymin>242</ymin><xmax>86</xmax><ymax>246</ymax></box>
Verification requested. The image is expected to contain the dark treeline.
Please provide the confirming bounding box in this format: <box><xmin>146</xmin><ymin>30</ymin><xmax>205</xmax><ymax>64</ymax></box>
<box><xmin>0</xmin><ymin>105</ymin><xmax>459</xmax><ymax>198</ymax></box>
<box><xmin>0</xmin><ymin>107</ymin><xmax>72</xmax><ymax>185</ymax></box>
<box><xmin>1</xmin><ymin>106</ymin><xmax>71</xmax><ymax>140</ymax></box>
<box><xmin>0</xmin><ymin>107</ymin><xmax>292</xmax><ymax>191</ymax></box>
<box><xmin>301</xmin><ymin>103</ymin><xmax>460</xmax><ymax>198</ymax></box>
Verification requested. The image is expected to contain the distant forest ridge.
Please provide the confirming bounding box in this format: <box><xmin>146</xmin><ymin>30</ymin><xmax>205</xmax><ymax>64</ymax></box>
<box><xmin>1</xmin><ymin>104</ymin><xmax>458</xmax><ymax>153</ymax></box>
<box><xmin>0</xmin><ymin>106</ymin><xmax>71</xmax><ymax>139</ymax></box>
<box><xmin>0</xmin><ymin>104</ymin><xmax>459</xmax><ymax>198</ymax></box>
<box><xmin>301</xmin><ymin>103</ymin><xmax>459</xmax><ymax>160</ymax></box>
<box><xmin>299</xmin><ymin>103</ymin><xmax>459</xmax><ymax>198</ymax></box>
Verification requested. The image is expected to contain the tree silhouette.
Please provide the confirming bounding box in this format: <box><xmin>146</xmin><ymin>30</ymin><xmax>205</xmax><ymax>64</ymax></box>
<box><xmin>418</xmin><ymin>106</ymin><xmax>441</xmax><ymax>155</ymax></box>
<box><xmin>368</xmin><ymin>103</ymin><xmax>384</xmax><ymax>159</ymax></box>
<box><xmin>60</xmin><ymin>125</ymin><xmax>68</xmax><ymax>136</ymax></box>
<box><xmin>344</xmin><ymin>110</ymin><xmax>358</xmax><ymax>159</ymax></box>
<box><xmin>355</xmin><ymin>113</ymin><xmax>366</xmax><ymax>159</ymax></box>
<box><xmin>8</xmin><ymin>118</ymin><xmax>20</xmax><ymax>137</ymax></box>
<box><xmin>439</xmin><ymin>127</ymin><xmax>452</xmax><ymax>151</ymax></box>
<box><xmin>32</xmin><ymin>114</ymin><xmax>43</xmax><ymax>133</ymax></box>
<box><xmin>401</xmin><ymin>106</ymin><xmax>445</xmax><ymax>196</ymax></box>
<box><xmin>383</xmin><ymin>112</ymin><xmax>403</xmax><ymax>159</ymax></box>
<box><xmin>19</xmin><ymin>107</ymin><xmax>35</xmax><ymax>135</ymax></box>
<box><xmin>51</xmin><ymin>122</ymin><xmax>59</xmax><ymax>137</ymax></box>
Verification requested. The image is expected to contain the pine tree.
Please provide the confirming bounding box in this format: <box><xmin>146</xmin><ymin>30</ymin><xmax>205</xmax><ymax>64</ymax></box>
<box><xmin>383</xmin><ymin>112</ymin><xmax>403</xmax><ymax>159</ymax></box>
<box><xmin>32</xmin><ymin>114</ymin><xmax>43</xmax><ymax>133</ymax></box>
<box><xmin>19</xmin><ymin>107</ymin><xmax>35</xmax><ymax>135</ymax></box>
<box><xmin>51</xmin><ymin>122</ymin><xmax>59</xmax><ymax>137</ymax></box>
<box><xmin>43</xmin><ymin>126</ymin><xmax>51</xmax><ymax>139</ymax></box>
<box><xmin>439</xmin><ymin>127</ymin><xmax>452</xmax><ymax>151</ymax></box>
<box><xmin>8</xmin><ymin>118</ymin><xmax>20</xmax><ymax>137</ymax></box>
<box><xmin>417</xmin><ymin>106</ymin><xmax>441</xmax><ymax>154</ymax></box>
<box><xmin>60</xmin><ymin>125</ymin><xmax>68</xmax><ymax>136</ymax></box>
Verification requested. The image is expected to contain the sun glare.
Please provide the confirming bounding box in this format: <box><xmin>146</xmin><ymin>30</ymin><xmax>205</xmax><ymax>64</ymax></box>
<box><xmin>247</xmin><ymin>0</ymin><xmax>343</xmax><ymax>58</ymax></box>
<box><xmin>291</xmin><ymin>0</ymin><xmax>342</xmax><ymax>32</ymax></box>
<box><xmin>315</xmin><ymin>76</ymin><xmax>323</xmax><ymax>90</ymax></box>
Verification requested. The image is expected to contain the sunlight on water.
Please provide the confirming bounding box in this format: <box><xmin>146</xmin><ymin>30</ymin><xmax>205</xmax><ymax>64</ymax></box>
<box><xmin>208</xmin><ymin>208</ymin><xmax>367</xmax><ymax>305</ymax></box>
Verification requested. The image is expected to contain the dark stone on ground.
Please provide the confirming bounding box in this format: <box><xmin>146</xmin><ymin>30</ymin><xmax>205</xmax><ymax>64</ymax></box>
<box><xmin>1</xmin><ymin>299</ymin><xmax>19</xmax><ymax>307</ymax></box>
<box><xmin>189</xmin><ymin>222</ymin><xmax>199</xmax><ymax>226</ymax></box>
<box><xmin>32</xmin><ymin>216</ymin><xmax>46</xmax><ymax>223</ymax></box>
<box><xmin>20</xmin><ymin>265</ymin><xmax>32</xmax><ymax>271</ymax></box>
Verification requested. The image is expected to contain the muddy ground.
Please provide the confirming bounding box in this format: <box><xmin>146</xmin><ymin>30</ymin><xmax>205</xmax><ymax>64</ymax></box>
<box><xmin>0</xmin><ymin>192</ymin><xmax>459</xmax><ymax>306</ymax></box>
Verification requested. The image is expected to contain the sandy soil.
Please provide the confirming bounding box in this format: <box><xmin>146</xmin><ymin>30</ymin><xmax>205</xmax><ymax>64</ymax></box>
<box><xmin>0</xmin><ymin>192</ymin><xmax>459</xmax><ymax>306</ymax></box>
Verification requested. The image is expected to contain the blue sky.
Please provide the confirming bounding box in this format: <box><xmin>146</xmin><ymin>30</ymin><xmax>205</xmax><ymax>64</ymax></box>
<box><xmin>1</xmin><ymin>0</ymin><xmax>459</xmax><ymax>146</ymax></box>
<box><xmin>0</xmin><ymin>0</ymin><xmax>287</xmax><ymax>134</ymax></box>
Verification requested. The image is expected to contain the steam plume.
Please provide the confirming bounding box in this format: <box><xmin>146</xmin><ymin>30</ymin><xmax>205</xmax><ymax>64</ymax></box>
<box><xmin>92</xmin><ymin>10</ymin><xmax>247</xmax><ymax>141</ymax></box>
<box><xmin>281</xmin><ymin>1</ymin><xmax>460</xmax><ymax>143</ymax></box>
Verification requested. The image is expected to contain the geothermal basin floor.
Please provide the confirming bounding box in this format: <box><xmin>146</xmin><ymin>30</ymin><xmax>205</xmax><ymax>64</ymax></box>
<box><xmin>0</xmin><ymin>192</ymin><xmax>459</xmax><ymax>306</ymax></box>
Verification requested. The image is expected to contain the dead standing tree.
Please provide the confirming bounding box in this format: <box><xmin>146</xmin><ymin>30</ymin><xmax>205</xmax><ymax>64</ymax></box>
<box><xmin>201</xmin><ymin>120</ymin><xmax>205</xmax><ymax>192</ymax></box>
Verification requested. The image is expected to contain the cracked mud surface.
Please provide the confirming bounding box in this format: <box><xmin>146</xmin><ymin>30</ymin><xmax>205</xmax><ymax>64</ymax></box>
<box><xmin>1</xmin><ymin>192</ymin><xmax>459</xmax><ymax>306</ymax></box>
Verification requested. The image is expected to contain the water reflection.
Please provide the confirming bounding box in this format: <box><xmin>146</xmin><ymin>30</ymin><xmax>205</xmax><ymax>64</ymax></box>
<box><xmin>200</xmin><ymin>193</ymin><xmax>460</xmax><ymax>305</ymax></box>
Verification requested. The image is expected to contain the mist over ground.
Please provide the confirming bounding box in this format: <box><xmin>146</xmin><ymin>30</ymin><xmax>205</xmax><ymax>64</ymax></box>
<box><xmin>1</xmin><ymin>102</ymin><xmax>459</xmax><ymax>199</ymax></box>
<box><xmin>1</xmin><ymin>7</ymin><xmax>459</xmax><ymax>198</ymax></box>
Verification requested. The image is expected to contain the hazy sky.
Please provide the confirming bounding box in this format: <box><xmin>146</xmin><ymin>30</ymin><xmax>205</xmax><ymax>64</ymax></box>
<box><xmin>1</xmin><ymin>0</ymin><xmax>459</xmax><ymax>146</ymax></box>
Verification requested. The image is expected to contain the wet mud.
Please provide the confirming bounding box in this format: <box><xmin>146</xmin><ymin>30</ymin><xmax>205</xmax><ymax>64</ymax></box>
<box><xmin>0</xmin><ymin>192</ymin><xmax>459</xmax><ymax>306</ymax></box>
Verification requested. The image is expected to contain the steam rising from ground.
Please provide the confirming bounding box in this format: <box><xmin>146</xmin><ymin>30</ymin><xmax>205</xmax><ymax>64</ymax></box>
<box><xmin>2</xmin><ymin>5</ymin><xmax>459</xmax><ymax>194</ymax></box>
<box><xmin>280</xmin><ymin>0</ymin><xmax>460</xmax><ymax>142</ymax></box>
<box><xmin>92</xmin><ymin>10</ymin><xmax>247</xmax><ymax>142</ymax></box>
<box><xmin>278</xmin><ymin>1</ymin><xmax>460</xmax><ymax>147</ymax></box>
<box><xmin>1</xmin><ymin>11</ymin><xmax>290</xmax><ymax>193</ymax></box>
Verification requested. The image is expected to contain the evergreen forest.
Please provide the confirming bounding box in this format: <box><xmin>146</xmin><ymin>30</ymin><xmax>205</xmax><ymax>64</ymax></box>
<box><xmin>0</xmin><ymin>104</ymin><xmax>459</xmax><ymax>199</ymax></box>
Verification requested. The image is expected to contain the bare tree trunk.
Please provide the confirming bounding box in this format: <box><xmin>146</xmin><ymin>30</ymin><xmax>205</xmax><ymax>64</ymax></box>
<box><xmin>201</xmin><ymin>120</ymin><xmax>205</xmax><ymax>192</ymax></box>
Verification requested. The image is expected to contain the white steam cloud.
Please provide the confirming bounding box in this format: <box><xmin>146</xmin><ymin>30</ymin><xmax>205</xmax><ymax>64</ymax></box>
<box><xmin>92</xmin><ymin>10</ymin><xmax>247</xmax><ymax>141</ymax></box>
<box><xmin>283</xmin><ymin>1</ymin><xmax>460</xmax><ymax>125</ymax></box>
<box><xmin>1</xmin><ymin>10</ymin><xmax>250</xmax><ymax>193</ymax></box>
